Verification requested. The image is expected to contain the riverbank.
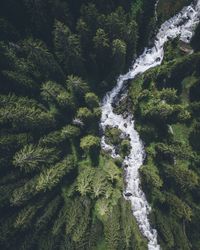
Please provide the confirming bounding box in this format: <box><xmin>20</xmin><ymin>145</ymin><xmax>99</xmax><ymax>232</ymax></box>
<box><xmin>128</xmin><ymin>28</ymin><xmax>200</xmax><ymax>250</ymax></box>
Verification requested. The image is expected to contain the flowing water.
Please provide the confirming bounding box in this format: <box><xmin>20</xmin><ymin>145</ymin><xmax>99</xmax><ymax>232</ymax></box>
<box><xmin>100</xmin><ymin>1</ymin><xmax>200</xmax><ymax>249</ymax></box>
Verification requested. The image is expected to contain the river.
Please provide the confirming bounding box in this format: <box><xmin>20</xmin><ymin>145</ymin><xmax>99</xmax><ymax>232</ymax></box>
<box><xmin>100</xmin><ymin>1</ymin><xmax>200</xmax><ymax>249</ymax></box>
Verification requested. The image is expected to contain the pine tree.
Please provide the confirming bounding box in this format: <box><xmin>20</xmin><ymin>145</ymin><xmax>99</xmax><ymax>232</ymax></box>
<box><xmin>35</xmin><ymin>195</ymin><xmax>62</xmax><ymax>232</ymax></box>
<box><xmin>103</xmin><ymin>160</ymin><xmax>121</xmax><ymax>183</ymax></box>
<box><xmin>41</xmin><ymin>81</ymin><xmax>73</xmax><ymax>109</ymax></box>
<box><xmin>21</xmin><ymin>38</ymin><xmax>65</xmax><ymax>82</ymax></box>
<box><xmin>53</xmin><ymin>20</ymin><xmax>83</xmax><ymax>75</ymax></box>
<box><xmin>13</xmin><ymin>144</ymin><xmax>58</xmax><ymax>173</ymax></box>
<box><xmin>61</xmin><ymin>125</ymin><xmax>80</xmax><ymax>140</ymax></box>
<box><xmin>85</xmin><ymin>92</ymin><xmax>99</xmax><ymax>109</ymax></box>
<box><xmin>10</xmin><ymin>177</ymin><xmax>38</xmax><ymax>206</ymax></box>
<box><xmin>80</xmin><ymin>135</ymin><xmax>100</xmax><ymax>153</ymax></box>
<box><xmin>14</xmin><ymin>201</ymin><xmax>43</xmax><ymax>230</ymax></box>
<box><xmin>52</xmin><ymin>204</ymin><xmax>68</xmax><ymax>236</ymax></box>
<box><xmin>0</xmin><ymin>94</ymin><xmax>55</xmax><ymax>131</ymax></box>
<box><xmin>66</xmin><ymin>75</ymin><xmax>89</xmax><ymax>106</ymax></box>
<box><xmin>112</xmin><ymin>39</ymin><xmax>127</xmax><ymax>74</ymax></box>
<box><xmin>35</xmin><ymin>155</ymin><xmax>76</xmax><ymax>192</ymax></box>
<box><xmin>92</xmin><ymin>169</ymin><xmax>108</xmax><ymax>198</ymax></box>
<box><xmin>104</xmin><ymin>207</ymin><xmax>120</xmax><ymax>250</ymax></box>
<box><xmin>76</xmin><ymin>167</ymin><xmax>95</xmax><ymax>196</ymax></box>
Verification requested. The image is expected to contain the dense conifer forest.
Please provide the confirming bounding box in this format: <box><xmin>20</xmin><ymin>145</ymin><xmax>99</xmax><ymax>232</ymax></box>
<box><xmin>0</xmin><ymin>0</ymin><xmax>200</xmax><ymax>250</ymax></box>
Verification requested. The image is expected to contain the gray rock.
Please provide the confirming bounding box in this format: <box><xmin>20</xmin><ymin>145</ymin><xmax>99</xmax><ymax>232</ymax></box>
<box><xmin>124</xmin><ymin>192</ymin><xmax>132</xmax><ymax>197</ymax></box>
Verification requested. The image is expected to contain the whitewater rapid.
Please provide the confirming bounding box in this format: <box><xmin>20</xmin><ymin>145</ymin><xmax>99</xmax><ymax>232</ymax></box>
<box><xmin>100</xmin><ymin>1</ymin><xmax>200</xmax><ymax>249</ymax></box>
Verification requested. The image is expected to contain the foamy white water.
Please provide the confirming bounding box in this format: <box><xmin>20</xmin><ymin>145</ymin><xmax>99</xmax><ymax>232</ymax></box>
<box><xmin>100</xmin><ymin>1</ymin><xmax>200</xmax><ymax>249</ymax></box>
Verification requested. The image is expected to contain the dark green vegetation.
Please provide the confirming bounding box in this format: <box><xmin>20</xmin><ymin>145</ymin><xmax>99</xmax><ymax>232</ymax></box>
<box><xmin>0</xmin><ymin>0</ymin><xmax>197</xmax><ymax>249</ymax></box>
<box><xmin>129</xmin><ymin>32</ymin><xmax>200</xmax><ymax>249</ymax></box>
<box><xmin>157</xmin><ymin>0</ymin><xmax>191</xmax><ymax>21</ymax></box>
<box><xmin>105</xmin><ymin>126</ymin><xmax>131</xmax><ymax>158</ymax></box>
<box><xmin>0</xmin><ymin>0</ymin><xmax>161</xmax><ymax>249</ymax></box>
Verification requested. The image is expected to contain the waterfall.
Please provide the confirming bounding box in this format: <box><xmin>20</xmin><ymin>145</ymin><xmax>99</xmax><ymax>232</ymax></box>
<box><xmin>100</xmin><ymin>1</ymin><xmax>200</xmax><ymax>250</ymax></box>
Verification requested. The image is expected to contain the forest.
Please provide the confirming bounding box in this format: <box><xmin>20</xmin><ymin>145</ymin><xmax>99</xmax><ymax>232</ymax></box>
<box><xmin>127</xmin><ymin>17</ymin><xmax>200</xmax><ymax>250</ymax></box>
<box><xmin>0</xmin><ymin>0</ymin><xmax>200</xmax><ymax>250</ymax></box>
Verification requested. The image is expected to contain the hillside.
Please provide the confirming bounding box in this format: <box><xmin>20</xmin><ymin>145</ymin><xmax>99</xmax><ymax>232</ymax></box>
<box><xmin>0</xmin><ymin>0</ymin><xmax>199</xmax><ymax>250</ymax></box>
<box><xmin>0</xmin><ymin>1</ymin><xmax>157</xmax><ymax>249</ymax></box>
<box><xmin>128</xmin><ymin>32</ymin><xmax>200</xmax><ymax>250</ymax></box>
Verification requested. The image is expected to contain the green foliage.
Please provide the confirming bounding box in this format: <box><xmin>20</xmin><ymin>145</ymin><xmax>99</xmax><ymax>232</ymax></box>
<box><xmin>61</xmin><ymin>125</ymin><xmax>80</xmax><ymax>139</ymax></box>
<box><xmin>120</xmin><ymin>139</ymin><xmax>131</xmax><ymax>157</ymax></box>
<box><xmin>0</xmin><ymin>181</ymin><xmax>25</xmax><ymax>208</ymax></box>
<box><xmin>85</xmin><ymin>92</ymin><xmax>99</xmax><ymax>109</ymax></box>
<box><xmin>14</xmin><ymin>202</ymin><xmax>41</xmax><ymax>229</ymax></box>
<box><xmin>92</xmin><ymin>169</ymin><xmax>109</xmax><ymax>198</ymax></box>
<box><xmin>80</xmin><ymin>135</ymin><xmax>100</xmax><ymax>153</ymax></box>
<box><xmin>139</xmin><ymin>88</ymin><xmax>190</xmax><ymax>123</ymax></box>
<box><xmin>129</xmin><ymin>48</ymin><xmax>200</xmax><ymax>249</ymax></box>
<box><xmin>77</xmin><ymin>107</ymin><xmax>93</xmax><ymax>122</ymax></box>
<box><xmin>52</xmin><ymin>205</ymin><xmax>68</xmax><ymax>236</ymax></box>
<box><xmin>103</xmin><ymin>199</ymin><xmax>148</xmax><ymax>250</ymax></box>
<box><xmin>155</xmin><ymin>211</ymin><xmax>174</xmax><ymax>248</ymax></box>
<box><xmin>10</xmin><ymin>177</ymin><xmax>38</xmax><ymax>206</ymax></box>
<box><xmin>112</xmin><ymin>39</ymin><xmax>126</xmax><ymax>73</ymax></box>
<box><xmin>112</xmin><ymin>39</ymin><xmax>126</xmax><ymax>55</ymax></box>
<box><xmin>20</xmin><ymin>38</ymin><xmax>65</xmax><ymax>82</ymax></box>
<box><xmin>0</xmin><ymin>94</ymin><xmax>55</xmax><ymax>131</ymax></box>
<box><xmin>95</xmin><ymin>198</ymin><xmax>110</xmax><ymax>218</ymax></box>
<box><xmin>1</xmin><ymin>1</ymin><xmax>143</xmax><ymax>244</ymax></box>
<box><xmin>166</xmin><ymin>164</ymin><xmax>198</xmax><ymax>192</ymax></box>
<box><xmin>76</xmin><ymin>166</ymin><xmax>95</xmax><ymax>196</ymax></box>
<box><xmin>105</xmin><ymin>126</ymin><xmax>122</xmax><ymax>145</ymax></box>
<box><xmin>2</xmin><ymin>0</ymin><xmax>198</xmax><ymax>249</ymax></box>
<box><xmin>53</xmin><ymin>20</ymin><xmax>82</xmax><ymax>75</ymax></box>
<box><xmin>35</xmin><ymin>195</ymin><xmax>62</xmax><ymax>232</ymax></box>
<box><xmin>189</xmin><ymin>122</ymin><xmax>200</xmax><ymax>151</ymax></box>
<box><xmin>120</xmin><ymin>199</ymin><xmax>148</xmax><ymax>250</ymax></box>
<box><xmin>66</xmin><ymin>75</ymin><xmax>90</xmax><ymax>107</ymax></box>
<box><xmin>36</xmin><ymin>155</ymin><xmax>76</xmax><ymax>192</ymax></box>
<box><xmin>140</xmin><ymin>163</ymin><xmax>164</xmax><ymax>203</ymax></box>
<box><xmin>39</xmin><ymin>130</ymin><xmax>66</xmax><ymax>147</ymax></box>
<box><xmin>0</xmin><ymin>132</ymin><xmax>32</xmax><ymax>168</ymax></box>
<box><xmin>103</xmin><ymin>160</ymin><xmax>121</xmax><ymax>183</ymax></box>
<box><xmin>66</xmin><ymin>75</ymin><xmax>89</xmax><ymax>96</ymax></box>
<box><xmin>141</xmin><ymin>164</ymin><xmax>163</xmax><ymax>189</ymax></box>
<box><xmin>13</xmin><ymin>144</ymin><xmax>58</xmax><ymax>173</ymax></box>
<box><xmin>165</xmin><ymin>193</ymin><xmax>192</xmax><ymax>221</ymax></box>
<box><xmin>104</xmin><ymin>207</ymin><xmax>120</xmax><ymax>250</ymax></box>
<box><xmin>93</xmin><ymin>29</ymin><xmax>110</xmax><ymax>49</ymax></box>
<box><xmin>41</xmin><ymin>81</ymin><xmax>73</xmax><ymax>108</ymax></box>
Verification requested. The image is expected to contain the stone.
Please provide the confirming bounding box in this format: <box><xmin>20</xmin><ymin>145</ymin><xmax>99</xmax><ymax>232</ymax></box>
<box><xmin>124</xmin><ymin>192</ymin><xmax>132</xmax><ymax>197</ymax></box>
